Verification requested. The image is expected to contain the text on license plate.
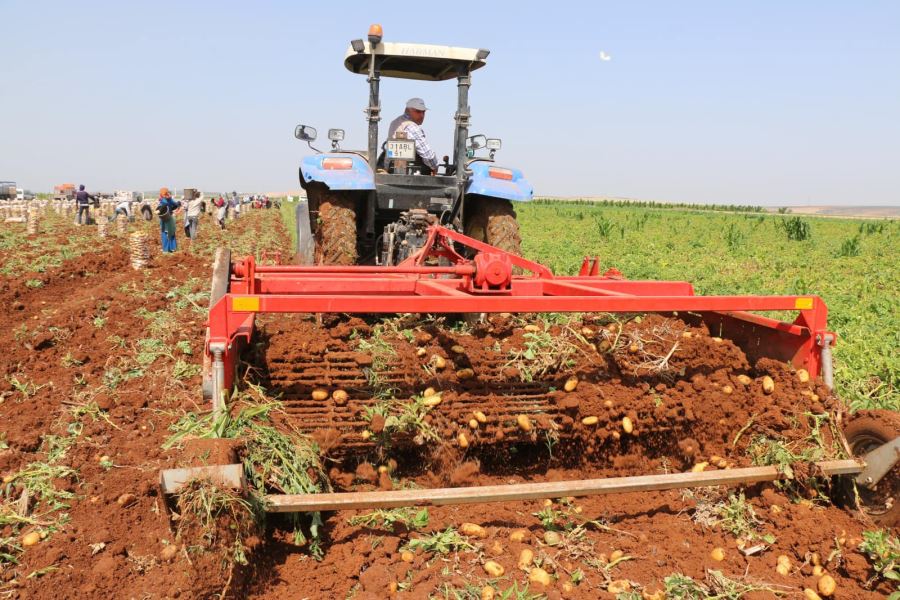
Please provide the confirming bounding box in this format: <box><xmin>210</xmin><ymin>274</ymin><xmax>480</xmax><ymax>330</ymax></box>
<box><xmin>386</xmin><ymin>140</ymin><xmax>415</xmax><ymax>160</ymax></box>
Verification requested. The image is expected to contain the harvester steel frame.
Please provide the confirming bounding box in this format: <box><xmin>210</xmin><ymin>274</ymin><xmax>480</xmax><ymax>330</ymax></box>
<box><xmin>204</xmin><ymin>223</ymin><xmax>835</xmax><ymax>407</ymax></box>
<box><xmin>189</xmin><ymin>226</ymin><xmax>900</xmax><ymax>516</ymax></box>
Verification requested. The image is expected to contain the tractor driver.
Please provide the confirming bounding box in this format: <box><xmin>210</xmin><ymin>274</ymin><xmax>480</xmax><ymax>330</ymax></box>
<box><xmin>387</xmin><ymin>98</ymin><xmax>439</xmax><ymax>173</ymax></box>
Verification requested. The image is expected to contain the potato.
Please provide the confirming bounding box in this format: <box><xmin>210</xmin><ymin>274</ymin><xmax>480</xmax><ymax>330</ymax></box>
<box><xmin>517</xmin><ymin>414</ymin><xmax>533</xmax><ymax>432</ymax></box>
<box><xmin>378</xmin><ymin>465</ymin><xmax>389</xmax><ymax>474</ymax></box>
<box><xmin>716</xmin><ymin>458</ymin><xmax>728</xmax><ymax>469</ymax></box>
<box><xmin>609</xmin><ymin>550</ymin><xmax>623</xmax><ymax>562</ymax></box>
<box><xmin>361</xmin><ymin>430</ymin><xmax>372</xmax><ymax>441</ymax></box>
<box><xmin>737</xmin><ymin>374</ymin><xmax>752</xmax><ymax>385</ymax></box>
<box><xmin>2</xmin><ymin>474</ymin><xmax>14</xmax><ymax>484</ymax></box>
<box><xmin>811</xmin><ymin>552</ymin><xmax>821</xmax><ymax>566</ymax></box>
<box><xmin>691</xmin><ymin>462</ymin><xmax>709</xmax><ymax>473</ymax></box>
<box><xmin>581</xmin><ymin>327</ymin><xmax>594</xmax><ymax>337</ymax></box>
<box><xmin>581</xmin><ymin>416</ymin><xmax>599</xmax><ymax>426</ymax></box>
<box><xmin>311</xmin><ymin>388</ymin><xmax>329</xmax><ymax>401</ymax></box>
<box><xmin>817</xmin><ymin>574</ymin><xmax>836</xmax><ymax>597</ymax></box>
<box><xmin>481</xmin><ymin>587</ymin><xmax>495</xmax><ymax>600</ymax></box>
<box><xmin>473</xmin><ymin>411</ymin><xmax>487</xmax><ymax>423</ymax></box>
<box><xmin>517</xmin><ymin>548</ymin><xmax>534</xmax><ymax>569</ymax></box>
<box><xmin>803</xmin><ymin>589</ymin><xmax>823</xmax><ymax>600</ymax></box>
<box><xmin>451</xmin><ymin>344</ymin><xmax>466</xmax><ymax>355</ymax></box>
<box><xmin>332</xmin><ymin>389</ymin><xmax>349</xmax><ymax>404</ymax></box>
<box><xmin>603</xmin><ymin>399</ymin><xmax>614</xmax><ymax>408</ymax></box>
<box><xmin>721</xmin><ymin>385</ymin><xmax>733</xmax><ymax>395</ymax></box>
<box><xmin>643</xmin><ymin>590</ymin><xmax>665</xmax><ymax>600</ymax></box>
<box><xmin>543</xmin><ymin>530</ymin><xmax>562</xmax><ymax>546</ymax></box>
<box><xmin>528</xmin><ymin>567</ymin><xmax>551</xmax><ymax>586</ymax></box>
<box><xmin>622</xmin><ymin>416</ymin><xmax>634</xmax><ymax>434</ymax></box>
<box><xmin>458</xmin><ymin>432</ymin><xmax>469</xmax><ymax>449</ymax></box>
<box><xmin>416</xmin><ymin>347</ymin><xmax>427</xmax><ymax>357</ymax></box>
<box><xmin>797</xmin><ymin>368</ymin><xmax>810</xmax><ymax>383</ymax></box>
<box><xmin>712</xmin><ymin>336</ymin><xmax>723</xmax><ymax>344</ymax></box>
<box><xmin>524</xmin><ymin>324</ymin><xmax>541</xmax><ymax>332</ymax></box>
<box><xmin>775</xmin><ymin>563</ymin><xmax>790</xmax><ymax>576</ymax></box>
<box><xmin>468</xmin><ymin>419</ymin><xmax>479</xmax><ymax>429</ymax></box>
<box><xmin>509</xmin><ymin>529</ymin><xmax>527</xmax><ymax>543</ymax></box>
<box><xmin>710</xmin><ymin>547</ymin><xmax>725</xmax><ymax>561</ymax></box>
<box><xmin>431</xmin><ymin>355</ymin><xmax>447</xmax><ymax>370</ymax></box>
<box><xmin>608</xmin><ymin>580</ymin><xmax>631</xmax><ymax>594</ymax></box>
<box><xmin>776</xmin><ymin>554</ymin><xmax>791</xmax><ymax>566</ymax></box>
<box><xmin>682</xmin><ymin>331</ymin><xmax>693</xmax><ymax>338</ymax></box>
<box><xmin>461</xmin><ymin>523</ymin><xmax>487</xmax><ymax>539</ymax></box>
<box><xmin>812</xmin><ymin>565</ymin><xmax>826</xmax><ymax>577</ymax></box>
<box><xmin>423</xmin><ymin>386</ymin><xmax>437</xmax><ymax>398</ymax></box>
<box><xmin>709</xmin><ymin>455</ymin><xmax>722</xmax><ymax>463</ymax></box>
<box><xmin>483</xmin><ymin>560</ymin><xmax>504</xmax><ymax>577</ymax></box>
<box><xmin>561</xmin><ymin>581</ymin><xmax>574</xmax><ymax>594</ymax></box>
<box><xmin>488</xmin><ymin>540</ymin><xmax>503</xmax><ymax>556</ymax></box>
<box><xmin>389</xmin><ymin>581</ymin><xmax>398</xmax><ymax>594</ymax></box>
<box><xmin>628</xmin><ymin>343</ymin><xmax>639</xmax><ymax>353</ymax></box>
<box><xmin>400</xmin><ymin>550</ymin><xmax>414</xmax><ymax>563</ymax></box>
<box><xmin>422</xmin><ymin>394</ymin><xmax>442</xmax><ymax>408</ymax></box>
<box><xmin>21</xmin><ymin>531</ymin><xmax>41</xmax><ymax>547</ymax></box>
<box><xmin>762</xmin><ymin>376</ymin><xmax>775</xmax><ymax>394</ymax></box>
<box><xmin>456</xmin><ymin>367</ymin><xmax>475</xmax><ymax>380</ymax></box>
<box><xmin>564</xmin><ymin>376</ymin><xmax>579</xmax><ymax>392</ymax></box>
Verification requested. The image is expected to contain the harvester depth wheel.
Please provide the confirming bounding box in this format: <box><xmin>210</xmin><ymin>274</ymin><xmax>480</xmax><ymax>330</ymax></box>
<box><xmin>465</xmin><ymin>197</ymin><xmax>522</xmax><ymax>257</ymax></box>
<box><xmin>315</xmin><ymin>194</ymin><xmax>357</xmax><ymax>265</ymax></box>
<box><xmin>844</xmin><ymin>410</ymin><xmax>900</xmax><ymax>527</ymax></box>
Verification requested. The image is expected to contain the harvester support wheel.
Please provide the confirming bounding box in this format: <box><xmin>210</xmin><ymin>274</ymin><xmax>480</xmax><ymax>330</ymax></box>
<box><xmin>844</xmin><ymin>410</ymin><xmax>900</xmax><ymax>527</ymax></box>
<box><xmin>464</xmin><ymin>197</ymin><xmax>522</xmax><ymax>257</ymax></box>
<box><xmin>314</xmin><ymin>193</ymin><xmax>357</xmax><ymax>265</ymax></box>
<box><xmin>141</xmin><ymin>205</ymin><xmax>153</xmax><ymax>221</ymax></box>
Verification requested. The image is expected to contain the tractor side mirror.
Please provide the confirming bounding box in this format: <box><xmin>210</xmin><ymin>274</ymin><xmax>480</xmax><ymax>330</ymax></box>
<box><xmin>294</xmin><ymin>124</ymin><xmax>317</xmax><ymax>142</ymax></box>
<box><xmin>467</xmin><ymin>134</ymin><xmax>487</xmax><ymax>150</ymax></box>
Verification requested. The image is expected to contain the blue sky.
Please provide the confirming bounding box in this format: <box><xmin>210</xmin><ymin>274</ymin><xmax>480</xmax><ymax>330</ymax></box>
<box><xmin>2</xmin><ymin>1</ymin><xmax>898</xmax><ymax>205</ymax></box>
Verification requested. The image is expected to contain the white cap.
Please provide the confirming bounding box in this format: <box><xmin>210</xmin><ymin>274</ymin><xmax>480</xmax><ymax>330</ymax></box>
<box><xmin>406</xmin><ymin>97</ymin><xmax>428</xmax><ymax>111</ymax></box>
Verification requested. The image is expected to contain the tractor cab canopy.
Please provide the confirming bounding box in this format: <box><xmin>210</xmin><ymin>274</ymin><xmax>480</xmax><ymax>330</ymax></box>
<box><xmin>344</xmin><ymin>42</ymin><xmax>488</xmax><ymax>81</ymax></box>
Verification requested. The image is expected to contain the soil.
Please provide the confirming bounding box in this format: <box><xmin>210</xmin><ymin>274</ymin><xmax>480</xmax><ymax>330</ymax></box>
<box><xmin>0</xmin><ymin>210</ymin><xmax>895</xmax><ymax>599</ymax></box>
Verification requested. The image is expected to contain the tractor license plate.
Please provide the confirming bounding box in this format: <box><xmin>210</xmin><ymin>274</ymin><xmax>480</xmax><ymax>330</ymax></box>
<box><xmin>387</xmin><ymin>140</ymin><xmax>415</xmax><ymax>160</ymax></box>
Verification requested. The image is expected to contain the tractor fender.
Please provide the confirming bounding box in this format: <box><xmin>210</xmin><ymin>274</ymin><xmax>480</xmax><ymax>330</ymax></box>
<box><xmin>299</xmin><ymin>153</ymin><xmax>375</xmax><ymax>191</ymax></box>
<box><xmin>465</xmin><ymin>161</ymin><xmax>533</xmax><ymax>203</ymax></box>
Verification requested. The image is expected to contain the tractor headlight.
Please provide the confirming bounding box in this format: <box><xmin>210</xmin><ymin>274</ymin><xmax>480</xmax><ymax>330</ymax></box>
<box><xmin>486</xmin><ymin>138</ymin><xmax>502</xmax><ymax>151</ymax></box>
<box><xmin>328</xmin><ymin>129</ymin><xmax>345</xmax><ymax>142</ymax></box>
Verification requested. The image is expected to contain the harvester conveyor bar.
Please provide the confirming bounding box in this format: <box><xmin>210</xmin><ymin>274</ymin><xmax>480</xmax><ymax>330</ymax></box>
<box><xmin>264</xmin><ymin>459</ymin><xmax>861</xmax><ymax>513</ymax></box>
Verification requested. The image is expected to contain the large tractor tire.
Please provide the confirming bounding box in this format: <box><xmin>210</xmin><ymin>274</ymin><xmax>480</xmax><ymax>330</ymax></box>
<box><xmin>844</xmin><ymin>410</ymin><xmax>900</xmax><ymax>527</ymax></box>
<box><xmin>464</xmin><ymin>197</ymin><xmax>522</xmax><ymax>256</ymax></box>
<box><xmin>314</xmin><ymin>193</ymin><xmax>357</xmax><ymax>265</ymax></box>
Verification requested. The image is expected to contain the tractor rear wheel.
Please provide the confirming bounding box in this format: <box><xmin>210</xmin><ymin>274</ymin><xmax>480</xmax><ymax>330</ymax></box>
<box><xmin>314</xmin><ymin>193</ymin><xmax>357</xmax><ymax>265</ymax></box>
<box><xmin>464</xmin><ymin>197</ymin><xmax>522</xmax><ymax>256</ymax></box>
<box><xmin>844</xmin><ymin>410</ymin><xmax>900</xmax><ymax>527</ymax></box>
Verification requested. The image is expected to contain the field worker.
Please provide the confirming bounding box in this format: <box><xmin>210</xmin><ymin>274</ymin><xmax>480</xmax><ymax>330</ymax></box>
<box><xmin>185</xmin><ymin>193</ymin><xmax>204</xmax><ymax>240</ymax></box>
<box><xmin>114</xmin><ymin>196</ymin><xmax>132</xmax><ymax>221</ymax></box>
<box><xmin>156</xmin><ymin>188</ymin><xmax>181</xmax><ymax>253</ymax></box>
<box><xmin>230</xmin><ymin>191</ymin><xmax>239</xmax><ymax>219</ymax></box>
<box><xmin>215</xmin><ymin>195</ymin><xmax>227</xmax><ymax>229</ymax></box>
<box><xmin>387</xmin><ymin>98</ymin><xmax>439</xmax><ymax>173</ymax></box>
<box><xmin>74</xmin><ymin>184</ymin><xmax>98</xmax><ymax>225</ymax></box>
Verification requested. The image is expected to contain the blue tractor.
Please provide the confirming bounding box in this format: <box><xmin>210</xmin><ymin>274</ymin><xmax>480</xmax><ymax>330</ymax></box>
<box><xmin>294</xmin><ymin>25</ymin><xmax>532</xmax><ymax>265</ymax></box>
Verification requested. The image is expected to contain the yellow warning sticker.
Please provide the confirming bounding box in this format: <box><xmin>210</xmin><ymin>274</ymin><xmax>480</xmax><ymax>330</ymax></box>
<box><xmin>794</xmin><ymin>297</ymin><xmax>814</xmax><ymax>310</ymax></box>
<box><xmin>233</xmin><ymin>297</ymin><xmax>260</xmax><ymax>312</ymax></box>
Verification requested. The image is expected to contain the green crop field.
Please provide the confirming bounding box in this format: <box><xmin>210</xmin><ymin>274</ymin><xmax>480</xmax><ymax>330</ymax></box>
<box><xmin>517</xmin><ymin>200</ymin><xmax>899</xmax><ymax>412</ymax></box>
